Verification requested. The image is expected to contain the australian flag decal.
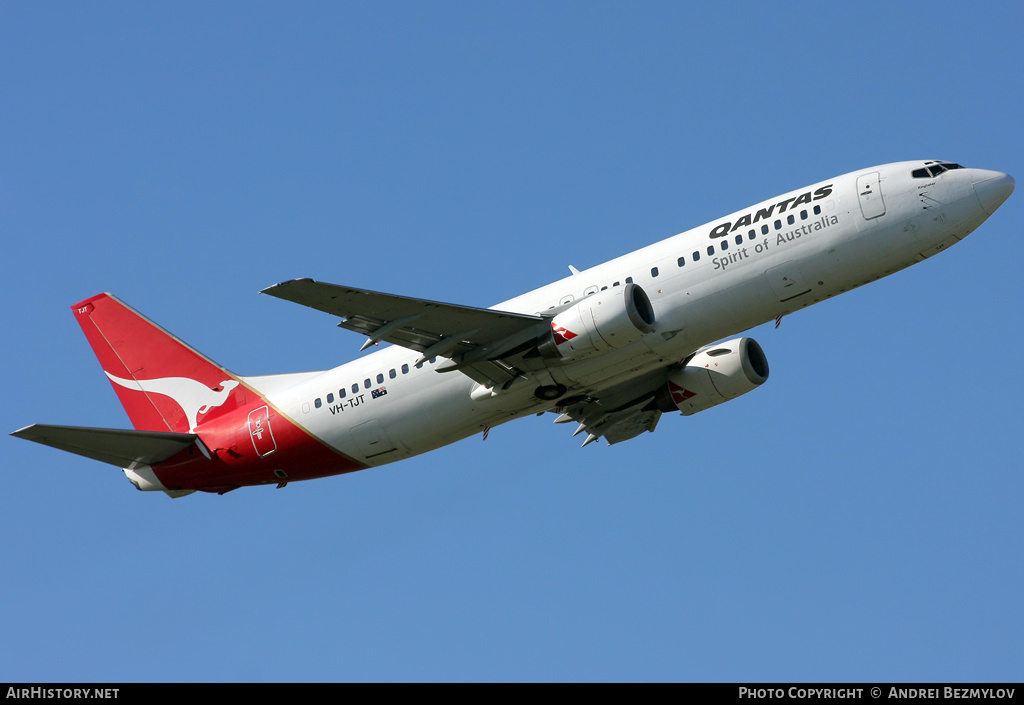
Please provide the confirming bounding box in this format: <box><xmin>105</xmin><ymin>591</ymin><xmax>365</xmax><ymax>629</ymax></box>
<box><xmin>371</xmin><ymin>387</ymin><xmax>388</xmax><ymax>399</ymax></box>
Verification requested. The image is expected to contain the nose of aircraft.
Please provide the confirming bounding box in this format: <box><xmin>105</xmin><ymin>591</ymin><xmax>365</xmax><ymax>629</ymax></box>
<box><xmin>973</xmin><ymin>170</ymin><xmax>1015</xmax><ymax>216</ymax></box>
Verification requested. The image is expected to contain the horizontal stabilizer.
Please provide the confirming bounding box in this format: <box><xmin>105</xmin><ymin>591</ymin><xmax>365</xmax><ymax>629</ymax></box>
<box><xmin>12</xmin><ymin>424</ymin><xmax>198</xmax><ymax>468</ymax></box>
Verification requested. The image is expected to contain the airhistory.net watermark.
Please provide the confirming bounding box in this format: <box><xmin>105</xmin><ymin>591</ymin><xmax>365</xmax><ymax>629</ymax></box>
<box><xmin>6</xmin><ymin>689</ymin><xmax>118</xmax><ymax>699</ymax></box>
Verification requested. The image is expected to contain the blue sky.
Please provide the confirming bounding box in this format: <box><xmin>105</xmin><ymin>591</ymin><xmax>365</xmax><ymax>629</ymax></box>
<box><xmin>2</xmin><ymin>2</ymin><xmax>1021</xmax><ymax>682</ymax></box>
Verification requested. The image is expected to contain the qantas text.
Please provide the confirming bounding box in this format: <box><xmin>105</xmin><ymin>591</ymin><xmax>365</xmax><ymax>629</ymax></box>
<box><xmin>708</xmin><ymin>185</ymin><xmax>833</xmax><ymax>239</ymax></box>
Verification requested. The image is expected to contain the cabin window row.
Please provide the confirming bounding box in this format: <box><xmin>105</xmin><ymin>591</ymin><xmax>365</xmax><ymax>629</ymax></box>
<box><xmin>310</xmin><ymin>358</ymin><xmax>437</xmax><ymax>409</ymax></box>
<box><xmin>561</xmin><ymin>203</ymin><xmax>825</xmax><ymax>297</ymax></box>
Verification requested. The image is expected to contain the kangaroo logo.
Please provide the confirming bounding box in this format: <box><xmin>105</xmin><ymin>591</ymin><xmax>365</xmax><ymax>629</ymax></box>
<box><xmin>668</xmin><ymin>381</ymin><xmax>697</xmax><ymax>405</ymax></box>
<box><xmin>105</xmin><ymin>373</ymin><xmax>240</xmax><ymax>432</ymax></box>
<box><xmin>551</xmin><ymin>323</ymin><xmax>578</xmax><ymax>346</ymax></box>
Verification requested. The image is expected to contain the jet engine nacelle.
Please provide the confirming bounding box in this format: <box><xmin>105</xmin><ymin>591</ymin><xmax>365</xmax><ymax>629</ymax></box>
<box><xmin>658</xmin><ymin>337</ymin><xmax>769</xmax><ymax>415</ymax></box>
<box><xmin>539</xmin><ymin>283</ymin><xmax>656</xmax><ymax>361</ymax></box>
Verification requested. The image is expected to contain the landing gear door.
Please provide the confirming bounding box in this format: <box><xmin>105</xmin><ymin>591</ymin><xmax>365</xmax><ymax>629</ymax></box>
<box><xmin>857</xmin><ymin>172</ymin><xmax>886</xmax><ymax>220</ymax></box>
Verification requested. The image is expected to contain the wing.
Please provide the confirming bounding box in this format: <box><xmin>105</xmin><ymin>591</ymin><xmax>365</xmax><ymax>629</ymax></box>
<box><xmin>261</xmin><ymin>278</ymin><xmax>548</xmax><ymax>387</ymax></box>
<box><xmin>550</xmin><ymin>367</ymin><xmax>676</xmax><ymax>447</ymax></box>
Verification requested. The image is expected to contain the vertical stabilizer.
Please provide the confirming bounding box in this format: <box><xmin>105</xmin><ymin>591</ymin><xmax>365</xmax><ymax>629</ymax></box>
<box><xmin>72</xmin><ymin>294</ymin><xmax>244</xmax><ymax>433</ymax></box>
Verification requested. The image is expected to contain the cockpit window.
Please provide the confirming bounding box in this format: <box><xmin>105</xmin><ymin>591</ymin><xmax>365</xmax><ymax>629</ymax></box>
<box><xmin>912</xmin><ymin>162</ymin><xmax>964</xmax><ymax>178</ymax></box>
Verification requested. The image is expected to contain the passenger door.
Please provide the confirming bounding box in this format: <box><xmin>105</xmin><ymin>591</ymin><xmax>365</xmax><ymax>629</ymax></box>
<box><xmin>856</xmin><ymin>172</ymin><xmax>886</xmax><ymax>220</ymax></box>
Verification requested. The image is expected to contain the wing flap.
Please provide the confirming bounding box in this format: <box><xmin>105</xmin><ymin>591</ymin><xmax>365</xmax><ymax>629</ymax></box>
<box><xmin>601</xmin><ymin>409</ymin><xmax>662</xmax><ymax>445</ymax></box>
<box><xmin>261</xmin><ymin>279</ymin><xmax>544</xmax><ymax>356</ymax></box>
<box><xmin>12</xmin><ymin>424</ymin><xmax>198</xmax><ymax>468</ymax></box>
<box><xmin>550</xmin><ymin>365</ymin><xmax>680</xmax><ymax>447</ymax></box>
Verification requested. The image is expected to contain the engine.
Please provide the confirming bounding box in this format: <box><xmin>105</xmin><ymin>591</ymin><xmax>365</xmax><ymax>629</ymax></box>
<box><xmin>655</xmin><ymin>337</ymin><xmax>769</xmax><ymax>415</ymax></box>
<box><xmin>539</xmin><ymin>283</ymin><xmax>656</xmax><ymax>361</ymax></box>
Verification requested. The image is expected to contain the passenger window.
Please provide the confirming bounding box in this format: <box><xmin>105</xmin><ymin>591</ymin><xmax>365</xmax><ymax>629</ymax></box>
<box><xmin>314</xmin><ymin>398</ymin><xmax>322</xmax><ymax>409</ymax></box>
<box><xmin>376</xmin><ymin>373</ymin><xmax>384</xmax><ymax>384</ymax></box>
<box><xmin>651</xmin><ymin>267</ymin><xmax>659</xmax><ymax>277</ymax></box>
<box><xmin>364</xmin><ymin>379</ymin><xmax>371</xmax><ymax>389</ymax></box>
<box><xmin>327</xmin><ymin>393</ymin><xmax>334</xmax><ymax>404</ymax></box>
<box><xmin>600</xmin><ymin>286</ymin><xmax>608</xmax><ymax>290</ymax></box>
<box><xmin>613</xmin><ymin>281</ymin><xmax>620</xmax><ymax>286</ymax></box>
<box><xmin>774</xmin><ymin>220</ymin><xmax>782</xmax><ymax>230</ymax></box>
<box><xmin>761</xmin><ymin>224</ymin><xmax>769</xmax><ymax>235</ymax></box>
<box><xmin>787</xmin><ymin>215</ymin><xmax>795</xmax><ymax>225</ymax></box>
<box><xmin>748</xmin><ymin>229</ymin><xmax>756</xmax><ymax>240</ymax></box>
<box><xmin>340</xmin><ymin>388</ymin><xmax>346</xmax><ymax>399</ymax></box>
<box><xmin>813</xmin><ymin>205</ymin><xmax>821</xmax><ymax>215</ymax></box>
<box><xmin>677</xmin><ymin>256</ymin><xmax>685</xmax><ymax>267</ymax></box>
<box><xmin>389</xmin><ymin>369</ymin><xmax>396</xmax><ymax>379</ymax></box>
<box><xmin>800</xmin><ymin>210</ymin><xmax>807</xmax><ymax>220</ymax></box>
<box><xmin>559</xmin><ymin>295</ymin><xmax>574</xmax><ymax>306</ymax></box>
<box><xmin>720</xmin><ymin>240</ymin><xmax>728</xmax><ymax>251</ymax></box>
<box><xmin>584</xmin><ymin>286</ymin><xmax>598</xmax><ymax>297</ymax></box>
<box><xmin>625</xmin><ymin>277</ymin><xmax>633</xmax><ymax>284</ymax></box>
<box><xmin>735</xmin><ymin>234</ymin><xmax>743</xmax><ymax>245</ymax></box>
<box><xmin>706</xmin><ymin>245</ymin><xmax>714</xmax><ymax>256</ymax></box>
<box><xmin>351</xmin><ymin>383</ymin><xmax>359</xmax><ymax>394</ymax></box>
<box><xmin>402</xmin><ymin>364</ymin><xmax>409</xmax><ymax>374</ymax></box>
<box><xmin>693</xmin><ymin>251</ymin><xmax>701</xmax><ymax>262</ymax></box>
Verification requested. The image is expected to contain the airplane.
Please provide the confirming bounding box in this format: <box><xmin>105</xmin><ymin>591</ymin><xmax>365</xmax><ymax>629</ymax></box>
<box><xmin>12</xmin><ymin>160</ymin><xmax>1014</xmax><ymax>497</ymax></box>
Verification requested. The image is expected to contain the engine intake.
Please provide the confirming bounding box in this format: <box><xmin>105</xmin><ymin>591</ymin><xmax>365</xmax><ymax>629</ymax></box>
<box><xmin>656</xmin><ymin>337</ymin><xmax>769</xmax><ymax>415</ymax></box>
<box><xmin>539</xmin><ymin>283</ymin><xmax>655</xmax><ymax>361</ymax></box>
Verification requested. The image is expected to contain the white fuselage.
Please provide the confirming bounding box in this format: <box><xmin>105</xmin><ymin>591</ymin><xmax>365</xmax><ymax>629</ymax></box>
<box><xmin>247</xmin><ymin>161</ymin><xmax>1007</xmax><ymax>465</ymax></box>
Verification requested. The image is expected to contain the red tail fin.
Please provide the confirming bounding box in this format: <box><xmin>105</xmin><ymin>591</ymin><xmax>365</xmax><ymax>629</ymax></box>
<box><xmin>72</xmin><ymin>294</ymin><xmax>244</xmax><ymax>433</ymax></box>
